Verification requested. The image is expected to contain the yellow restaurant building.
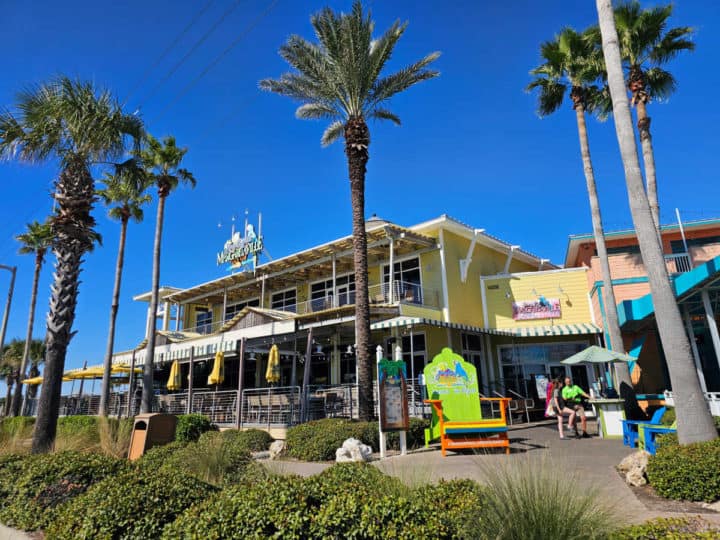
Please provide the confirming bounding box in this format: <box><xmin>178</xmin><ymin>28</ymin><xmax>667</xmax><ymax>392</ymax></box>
<box><xmin>112</xmin><ymin>214</ymin><xmax>603</xmax><ymax>421</ymax></box>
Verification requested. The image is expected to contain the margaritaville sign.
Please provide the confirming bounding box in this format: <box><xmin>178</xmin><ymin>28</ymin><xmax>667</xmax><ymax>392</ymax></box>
<box><xmin>216</xmin><ymin>220</ymin><xmax>264</xmax><ymax>271</ymax></box>
<box><xmin>512</xmin><ymin>297</ymin><xmax>561</xmax><ymax>321</ymax></box>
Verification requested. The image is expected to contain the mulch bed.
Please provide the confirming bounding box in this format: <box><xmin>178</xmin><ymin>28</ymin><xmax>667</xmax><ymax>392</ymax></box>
<box><xmin>620</xmin><ymin>472</ymin><xmax>718</xmax><ymax>514</ymax></box>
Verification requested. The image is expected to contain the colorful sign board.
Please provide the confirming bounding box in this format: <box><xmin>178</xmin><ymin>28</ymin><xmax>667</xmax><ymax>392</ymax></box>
<box><xmin>378</xmin><ymin>358</ymin><xmax>409</xmax><ymax>432</ymax></box>
<box><xmin>512</xmin><ymin>297</ymin><xmax>561</xmax><ymax>320</ymax></box>
<box><xmin>217</xmin><ymin>222</ymin><xmax>263</xmax><ymax>271</ymax></box>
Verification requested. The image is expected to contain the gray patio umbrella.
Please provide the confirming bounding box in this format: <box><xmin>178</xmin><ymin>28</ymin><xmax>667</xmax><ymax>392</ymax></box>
<box><xmin>561</xmin><ymin>345</ymin><xmax>636</xmax><ymax>365</ymax></box>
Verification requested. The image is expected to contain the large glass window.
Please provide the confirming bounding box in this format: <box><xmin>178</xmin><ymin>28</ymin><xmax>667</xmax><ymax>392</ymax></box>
<box><xmin>195</xmin><ymin>309</ymin><xmax>212</xmax><ymax>334</ymax></box>
<box><xmin>461</xmin><ymin>333</ymin><xmax>484</xmax><ymax>390</ymax></box>
<box><xmin>224</xmin><ymin>298</ymin><xmax>260</xmax><ymax>320</ymax></box>
<box><xmin>310</xmin><ymin>274</ymin><xmax>356</xmax><ymax>311</ymax></box>
<box><xmin>401</xmin><ymin>333</ymin><xmax>426</xmax><ymax>380</ymax></box>
<box><xmin>271</xmin><ymin>289</ymin><xmax>297</xmax><ymax>312</ymax></box>
<box><xmin>383</xmin><ymin>257</ymin><xmax>422</xmax><ymax>303</ymax></box>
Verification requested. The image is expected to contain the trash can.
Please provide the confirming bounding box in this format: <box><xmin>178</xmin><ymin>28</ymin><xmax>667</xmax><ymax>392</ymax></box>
<box><xmin>589</xmin><ymin>399</ymin><xmax>626</xmax><ymax>439</ymax></box>
<box><xmin>128</xmin><ymin>413</ymin><xmax>178</xmax><ymax>461</ymax></box>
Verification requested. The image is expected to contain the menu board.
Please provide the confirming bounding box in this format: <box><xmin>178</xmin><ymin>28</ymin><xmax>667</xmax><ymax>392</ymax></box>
<box><xmin>378</xmin><ymin>359</ymin><xmax>410</xmax><ymax>432</ymax></box>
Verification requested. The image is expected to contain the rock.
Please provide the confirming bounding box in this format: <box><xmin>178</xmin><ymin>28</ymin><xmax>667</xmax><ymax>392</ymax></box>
<box><xmin>702</xmin><ymin>500</ymin><xmax>720</xmax><ymax>511</ymax></box>
<box><xmin>335</xmin><ymin>438</ymin><xmax>373</xmax><ymax>463</ymax></box>
<box><xmin>618</xmin><ymin>451</ymin><xmax>650</xmax><ymax>487</ymax></box>
<box><xmin>269</xmin><ymin>440</ymin><xmax>285</xmax><ymax>460</ymax></box>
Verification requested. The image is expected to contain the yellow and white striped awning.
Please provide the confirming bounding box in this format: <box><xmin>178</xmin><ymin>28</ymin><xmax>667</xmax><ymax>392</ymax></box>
<box><xmin>370</xmin><ymin>316</ymin><xmax>601</xmax><ymax>337</ymax></box>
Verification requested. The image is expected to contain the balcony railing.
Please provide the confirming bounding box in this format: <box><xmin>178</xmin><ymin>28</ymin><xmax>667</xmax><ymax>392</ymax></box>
<box><xmin>664</xmin><ymin>253</ymin><xmax>692</xmax><ymax>274</ymax></box>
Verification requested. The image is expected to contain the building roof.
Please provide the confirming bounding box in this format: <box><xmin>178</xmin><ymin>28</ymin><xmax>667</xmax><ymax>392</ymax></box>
<box><xmin>564</xmin><ymin>217</ymin><xmax>720</xmax><ymax>268</ymax></box>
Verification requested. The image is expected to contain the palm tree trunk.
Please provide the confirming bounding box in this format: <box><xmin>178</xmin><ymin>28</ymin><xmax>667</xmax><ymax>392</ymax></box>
<box><xmin>142</xmin><ymin>194</ymin><xmax>166</xmax><ymax>413</ymax></box>
<box><xmin>11</xmin><ymin>254</ymin><xmax>42</xmax><ymax>416</ymax></box>
<box><xmin>345</xmin><ymin>116</ymin><xmax>372</xmax><ymax>421</ymax></box>
<box><xmin>596</xmin><ymin>0</ymin><xmax>717</xmax><ymax>444</ymax></box>
<box><xmin>99</xmin><ymin>217</ymin><xmax>129</xmax><ymax>416</ymax></box>
<box><xmin>636</xmin><ymin>99</ymin><xmax>661</xmax><ymax>236</ymax></box>
<box><xmin>574</xmin><ymin>102</ymin><xmax>631</xmax><ymax>388</ymax></box>
<box><xmin>32</xmin><ymin>157</ymin><xmax>96</xmax><ymax>453</ymax></box>
<box><xmin>4</xmin><ymin>379</ymin><xmax>14</xmax><ymax>416</ymax></box>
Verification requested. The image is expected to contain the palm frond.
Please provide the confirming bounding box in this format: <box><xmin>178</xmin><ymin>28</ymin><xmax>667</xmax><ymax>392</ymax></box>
<box><xmin>369</xmin><ymin>51</ymin><xmax>440</xmax><ymax>107</ymax></box>
<box><xmin>321</xmin><ymin>120</ymin><xmax>344</xmax><ymax>147</ymax></box>
<box><xmin>644</xmin><ymin>67</ymin><xmax>677</xmax><ymax>101</ymax></box>
<box><xmin>16</xmin><ymin>220</ymin><xmax>53</xmax><ymax>255</ymax></box>
<box><xmin>295</xmin><ymin>102</ymin><xmax>339</xmax><ymax>121</ymax></box>
<box><xmin>649</xmin><ymin>26</ymin><xmax>695</xmax><ymax>64</ymax></box>
<box><xmin>368</xmin><ymin>108</ymin><xmax>400</xmax><ymax>125</ymax></box>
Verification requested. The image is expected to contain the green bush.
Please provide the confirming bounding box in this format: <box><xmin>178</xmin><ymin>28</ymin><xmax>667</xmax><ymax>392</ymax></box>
<box><xmin>611</xmin><ymin>517</ymin><xmax>720</xmax><ymax>539</ymax></box>
<box><xmin>304</xmin><ymin>462</ymin><xmax>405</xmax><ymax>503</ymax></box>
<box><xmin>47</xmin><ymin>469</ymin><xmax>217</xmax><ymax>540</ymax></box>
<box><xmin>133</xmin><ymin>440</ymin><xmax>186</xmax><ymax>471</ymax></box>
<box><xmin>0</xmin><ymin>454</ymin><xmax>32</xmax><ymax>502</ymax></box>
<box><xmin>0</xmin><ymin>416</ymin><xmax>35</xmax><ymax>439</ymax></box>
<box><xmin>175</xmin><ymin>413</ymin><xmax>215</xmax><ymax>443</ymax></box>
<box><xmin>285</xmin><ymin>418</ymin><xmax>378</xmax><ymax>461</ymax></box>
<box><xmin>167</xmin><ymin>431</ymin><xmax>251</xmax><ymax>486</ymax></box>
<box><xmin>646</xmin><ymin>438</ymin><xmax>720</xmax><ymax>502</ymax></box>
<box><xmin>412</xmin><ymin>479</ymin><xmax>486</xmax><ymax>536</ymax></box>
<box><xmin>0</xmin><ymin>451</ymin><xmax>127</xmax><ymax>531</ymax></box>
<box><xmin>220</xmin><ymin>428</ymin><xmax>273</xmax><ymax>452</ymax></box>
<box><xmin>660</xmin><ymin>407</ymin><xmax>675</xmax><ymax>426</ymax></box>
<box><xmin>386</xmin><ymin>417</ymin><xmax>429</xmax><ymax>450</ymax></box>
<box><xmin>162</xmin><ymin>474</ymin><xmax>311</xmax><ymax>539</ymax></box>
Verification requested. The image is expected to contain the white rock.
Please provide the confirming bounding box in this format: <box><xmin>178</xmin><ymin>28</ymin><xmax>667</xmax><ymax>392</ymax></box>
<box><xmin>269</xmin><ymin>440</ymin><xmax>285</xmax><ymax>460</ymax></box>
<box><xmin>626</xmin><ymin>466</ymin><xmax>647</xmax><ymax>487</ymax></box>
<box><xmin>617</xmin><ymin>450</ymin><xmax>650</xmax><ymax>473</ymax></box>
<box><xmin>335</xmin><ymin>437</ymin><xmax>373</xmax><ymax>463</ymax></box>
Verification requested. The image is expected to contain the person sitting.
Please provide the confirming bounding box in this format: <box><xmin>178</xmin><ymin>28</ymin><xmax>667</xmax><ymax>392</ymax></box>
<box><xmin>552</xmin><ymin>377</ymin><xmax>576</xmax><ymax>440</ymax></box>
<box><xmin>562</xmin><ymin>377</ymin><xmax>591</xmax><ymax>438</ymax></box>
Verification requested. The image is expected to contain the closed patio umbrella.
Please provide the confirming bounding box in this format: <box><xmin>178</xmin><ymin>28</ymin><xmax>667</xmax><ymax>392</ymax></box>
<box><xmin>167</xmin><ymin>360</ymin><xmax>182</xmax><ymax>391</ymax></box>
<box><xmin>21</xmin><ymin>376</ymin><xmax>44</xmax><ymax>385</ymax></box>
<box><xmin>208</xmin><ymin>351</ymin><xmax>225</xmax><ymax>385</ymax></box>
<box><xmin>265</xmin><ymin>344</ymin><xmax>280</xmax><ymax>385</ymax></box>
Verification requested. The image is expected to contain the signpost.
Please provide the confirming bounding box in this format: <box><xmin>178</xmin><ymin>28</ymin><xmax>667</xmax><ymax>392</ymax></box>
<box><xmin>376</xmin><ymin>345</ymin><xmax>409</xmax><ymax>458</ymax></box>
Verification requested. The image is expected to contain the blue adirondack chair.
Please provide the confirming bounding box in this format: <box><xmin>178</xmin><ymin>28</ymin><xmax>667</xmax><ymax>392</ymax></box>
<box><xmin>621</xmin><ymin>406</ymin><xmax>666</xmax><ymax>448</ymax></box>
<box><xmin>638</xmin><ymin>420</ymin><xmax>677</xmax><ymax>455</ymax></box>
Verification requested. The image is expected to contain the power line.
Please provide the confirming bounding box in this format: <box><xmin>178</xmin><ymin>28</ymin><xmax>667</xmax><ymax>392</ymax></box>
<box><xmin>122</xmin><ymin>0</ymin><xmax>216</xmax><ymax>106</ymax></box>
<box><xmin>140</xmin><ymin>0</ymin><xmax>246</xmax><ymax>107</ymax></box>
<box><xmin>151</xmin><ymin>0</ymin><xmax>280</xmax><ymax>123</ymax></box>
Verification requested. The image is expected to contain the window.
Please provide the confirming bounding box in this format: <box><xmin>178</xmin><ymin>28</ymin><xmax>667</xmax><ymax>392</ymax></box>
<box><xmin>195</xmin><ymin>309</ymin><xmax>212</xmax><ymax>334</ymax></box>
<box><xmin>271</xmin><ymin>289</ymin><xmax>297</xmax><ymax>312</ymax></box>
<box><xmin>310</xmin><ymin>274</ymin><xmax>356</xmax><ymax>311</ymax></box>
<box><xmin>224</xmin><ymin>298</ymin><xmax>260</xmax><ymax>320</ymax></box>
<box><xmin>401</xmin><ymin>333</ymin><xmax>426</xmax><ymax>380</ymax></box>
<box><xmin>596</xmin><ymin>245</ymin><xmax>641</xmax><ymax>256</ymax></box>
<box><xmin>383</xmin><ymin>257</ymin><xmax>422</xmax><ymax>303</ymax></box>
<box><xmin>671</xmin><ymin>236</ymin><xmax>720</xmax><ymax>254</ymax></box>
<box><xmin>461</xmin><ymin>333</ymin><xmax>484</xmax><ymax>389</ymax></box>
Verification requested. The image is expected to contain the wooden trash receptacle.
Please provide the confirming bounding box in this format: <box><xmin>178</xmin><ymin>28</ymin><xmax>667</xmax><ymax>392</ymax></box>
<box><xmin>128</xmin><ymin>413</ymin><xmax>178</xmax><ymax>461</ymax></box>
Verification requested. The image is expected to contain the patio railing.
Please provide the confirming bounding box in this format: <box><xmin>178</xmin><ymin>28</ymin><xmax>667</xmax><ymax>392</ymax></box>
<box><xmin>664</xmin><ymin>390</ymin><xmax>720</xmax><ymax>416</ymax></box>
<box><xmin>664</xmin><ymin>253</ymin><xmax>693</xmax><ymax>274</ymax></box>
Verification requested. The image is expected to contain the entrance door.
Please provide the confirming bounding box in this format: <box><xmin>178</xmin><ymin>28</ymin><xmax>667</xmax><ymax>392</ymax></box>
<box><xmin>570</xmin><ymin>365</ymin><xmax>591</xmax><ymax>392</ymax></box>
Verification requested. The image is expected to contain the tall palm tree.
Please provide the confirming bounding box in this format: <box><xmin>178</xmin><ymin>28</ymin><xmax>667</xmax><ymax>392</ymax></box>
<box><xmin>97</xmin><ymin>164</ymin><xmax>152</xmax><ymax>416</ymax></box>
<box><xmin>592</xmin><ymin>2</ymin><xmax>694</xmax><ymax>233</ymax></box>
<box><xmin>0</xmin><ymin>77</ymin><xmax>143</xmax><ymax>452</ymax></box>
<box><xmin>527</xmin><ymin>29</ymin><xmax>631</xmax><ymax>388</ymax></box>
<box><xmin>1</xmin><ymin>339</ymin><xmax>23</xmax><ymax>416</ymax></box>
<box><xmin>10</xmin><ymin>221</ymin><xmax>53</xmax><ymax>417</ymax></box>
<box><xmin>140</xmin><ymin>135</ymin><xmax>195</xmax><ymax>413</ymax></box>
<box><xmin>595</xmin><ymin>0</ymin><xmax>716</xmax><ymax>444</ymax></box>
<box><xmin>259</xmin><ymin>1</ymin><xmax>440</xmax><ymax>420</ymax></box>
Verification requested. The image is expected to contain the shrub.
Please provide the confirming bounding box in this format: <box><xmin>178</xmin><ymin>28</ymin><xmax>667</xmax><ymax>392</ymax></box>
<box><xmin>221</xmin><ymin>428</ymin><xmax>273</xmax><ymax>452</ymax></box>
<box><xmin>0</xmin><ymin>454</ymin><xmax>32</xmax><ymax>502</ymax></box>
<box><xmin>162</xmin><ymin>474</ymin><xmax>311</xmax><ymax>539</ymax></box>
<box><xmin>0</xmin><ymin>451</ymin><xmax>127</xmax><ymax>531</ymax></box>
<box><xmin>175</xmin><ymin>413</ymin><xmax>215</xmax><ymax>443</ymax></box>
<box><xmin>0</xmin><ymin>416</ymin><xmax>35</xmax><ymax>440</ymax></box>
<box><xmin>386</xmin><ymin>417</ymin><xmax>429</xmax><ymax>450</ymax></box>
<box><xmin>411</xmin><ymin>479</ymin><xmax>486</xmax><ymax>536</ymax></box>
<box><xmin>465</xmin><ymin>458</ymin><xmax>618</xmax><ymax>540</ymax></box>
<box><xmin>167</xmin><ymin>431</ymin><xmax>251</xmax><ymax>486</ymax></box>
<box><xmin>660</xmin><ymin>407</ymin><xmax>675</xmax><ymax>426</ymax></box>
<box><xmin>646</xmin><ymin>438</ymin><xmax>720</xmax><ymax>502</ymax></box>
<box><xmin>133</xmin><ymin>440</ymin><xmax>186</xmax><ymax>471</ymax></box>
<box><xmin>47</xmin><ymin>469</ymin><xmax>216</xmax><ymax>540</ymax></box>
<box><xmin>285</xmin><ymin>418</ymin><xmax>377</xmax><ymax>461</ymax></box>
<box><xmin>98</xmin><ymin>417</ymin><xmax>134</xmax><ymax>458</ymax></box>
<box><xmin>304</xmin><ymin>462</ymin><xmax>406</xmax><ymax>503</ymax></box>
<box><xmin>611</xmin><ymin>517</ymin><xmax>720</xmax><ymax>539</ymax></box>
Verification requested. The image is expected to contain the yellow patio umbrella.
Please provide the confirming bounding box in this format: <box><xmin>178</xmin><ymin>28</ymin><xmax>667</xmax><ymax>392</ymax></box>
<box><xmin>166</xmin><ymin>360</ymin><xmax>182</xmax><ymax>391</ymax></box>
<box><xmin>265</xmin><ymin>344</ymin><xmax>281</xmax><ymax>384</ymax></box>
<box><xmin>65</xmin><ymin>366</ymin><xmax>105</xmax><ymax>379</ymax></box>
<box><xmin>112</xmin><ymin>364</ymin><xmax>142</xmax><ymax>375</ymax></box>
<box><xmin>207</xmin><ymin>351</ymin><xmax>225</xmax><ymax>385</ymax></box>
<box><xmin>21</xmin><ymin>376</ymin><xmax>44</xmax><ymax>385</ymax></box>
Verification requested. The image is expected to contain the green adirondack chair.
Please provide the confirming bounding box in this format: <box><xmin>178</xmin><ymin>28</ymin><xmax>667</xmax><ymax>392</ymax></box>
<box><xmin>423</xmin><ymin>348</ymin><xmax>510</xmax><ymax>456</ymax></box>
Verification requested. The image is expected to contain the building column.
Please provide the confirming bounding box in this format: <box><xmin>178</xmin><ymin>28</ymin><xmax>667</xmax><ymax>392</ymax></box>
<box><xmin>701</xmin><ymin>288</ymin><xmax>720</xmax><ymax>387</ymax></box>
<box><xmin>388</xmin><ymin>237</ymin><xmax>395</xmax><ymax>302</ymax></box>
<box><xmin>162</xmin><ymin>301</ymin><xmax>170</xmax><ymax>331</ymax></box>
<box><xmin>683</xmin><ymin>306</ymin><xmax>707</xmax><ymax>393</ymax></box>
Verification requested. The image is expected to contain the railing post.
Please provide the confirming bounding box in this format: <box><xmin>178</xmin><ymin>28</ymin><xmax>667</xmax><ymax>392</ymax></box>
<box><xmin>186</xmin><ymin>347</ymin><xmax>194</xmax><ymax>415</ymax></box>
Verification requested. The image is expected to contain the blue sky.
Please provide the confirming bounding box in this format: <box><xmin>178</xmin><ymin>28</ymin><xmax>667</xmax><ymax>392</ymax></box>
<box><xmin>1</xmin><ymin>0</ymin><xmax>718</xmax><ymax>388</ymax></box>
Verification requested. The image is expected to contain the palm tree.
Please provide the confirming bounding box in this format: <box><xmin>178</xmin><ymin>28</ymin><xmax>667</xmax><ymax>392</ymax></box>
<box><xmin>527</xmin><ymin>29</ymin><xmax>631</xmax><ymax>388</ymax></box>
<box><xmin>140</xmin><ymin>135</ymin><xmax>195</xmax><ymax>413</ymax></box>
<box><xmin>1</xmin><ymin>339</ymin><xmax>23</xmax><ymax>416</ymax></box>
<box><xmin>10</xmin><ymin>221</ymin><xmax>53</xmax><ymax>416</ymax></box>
<box><xmin>97</xmin><ymin>164</ymin><xmax>152</xmax><ymax>416</ymax></box>
<box><xmin>592</xmin><ymin>2</ymin><xmax>694</xmax><ymax>233</ymax></box>
<box><xmin>0</xmin><ymin>77</ymin><xmax>143</xmax><ymax>452</ymax></box>
<box><xmin>259</xmin><ymin>1</ymin><xmax>440</xmax><ymax>420</ymax></box>
<box><xmin>595</xmin><ymin>0</ymin><xmax>716</xmax><ymax>444</ymax></box>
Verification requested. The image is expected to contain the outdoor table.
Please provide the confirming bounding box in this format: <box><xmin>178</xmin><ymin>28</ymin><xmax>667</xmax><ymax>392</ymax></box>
<box><xmin>589</xmin><ymin>398</ymin><xmax>626</xmax><ymax>439</ymax></box>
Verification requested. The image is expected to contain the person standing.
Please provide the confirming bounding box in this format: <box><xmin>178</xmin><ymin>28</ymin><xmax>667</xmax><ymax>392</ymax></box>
<box><xmin>562</xmin><ymin>376</ymin><xmax>591</xmax><ymax>438</ymax></box>
<box><xmin>552</xmin><ymin>378</ymin><xmax>577</xmax><ymax>440</ymax></box>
